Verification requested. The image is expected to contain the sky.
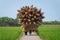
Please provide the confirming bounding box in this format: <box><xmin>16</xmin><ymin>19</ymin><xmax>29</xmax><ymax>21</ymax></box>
<box><xmin>0</xmin><ymin>0</ymin><xmax>60</xmax><ymax>21</ymax></box>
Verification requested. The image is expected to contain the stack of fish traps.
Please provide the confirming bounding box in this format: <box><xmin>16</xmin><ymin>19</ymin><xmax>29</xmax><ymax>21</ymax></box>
<box><xmin>17</xmin><ymin>5</ymin><xmax>44</xmax><ymax>32</ymax></box>
<box><xmin>17</xmin><ymin>5</ymin><xmax>44</xmax><ymax>25</ymax></box>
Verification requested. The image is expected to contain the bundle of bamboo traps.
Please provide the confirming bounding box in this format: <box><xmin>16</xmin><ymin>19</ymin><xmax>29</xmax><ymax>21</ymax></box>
<box><xmin>17</xmin><ymin>5</ymin><xmax>44</xmax><ymax>25</ymax></box>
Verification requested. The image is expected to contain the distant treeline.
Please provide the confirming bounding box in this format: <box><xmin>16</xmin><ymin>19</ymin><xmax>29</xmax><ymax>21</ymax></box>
<box><xmin>43</xmin><ymin>21</ymin><xmax>60</xmax><ymax>25</ymax></box>
<box><xmin>0</xmin><ymin>17</ymin><xmax>20</xmax><ymax>26</ymax></box>
<box><xmin>0</xmin><ymin>17</ymin><xmax>60</xmax><ymax>26</ymax></box>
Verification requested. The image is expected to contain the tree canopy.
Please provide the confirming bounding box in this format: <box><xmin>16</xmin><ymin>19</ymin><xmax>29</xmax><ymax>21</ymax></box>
<box><xmin>0</xmin><ymin>17</ymin><xmax>19</xmax><ymax>26</ymax></box>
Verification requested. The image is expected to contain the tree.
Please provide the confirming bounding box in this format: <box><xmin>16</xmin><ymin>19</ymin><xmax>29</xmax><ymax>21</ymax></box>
<box><xmin>0</xmin><ymin>17</ymin><xmax>19</xmax><ymax>26</ymax></box>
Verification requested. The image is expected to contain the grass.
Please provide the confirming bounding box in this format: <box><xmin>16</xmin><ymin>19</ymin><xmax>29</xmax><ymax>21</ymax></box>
<box><xmin>37</xmin><ymin>25</ymin><xmax>60</xmax><ymax>40</ymax></box>
<box><xmin>0</xmin><ymin>25</ymin><xmax>60</xmax><ymax>40</ymax></box>
<box><xmin>0</xmin><ymin>27</ymin><xmax>23</xmax><ymax>40</ymax></box>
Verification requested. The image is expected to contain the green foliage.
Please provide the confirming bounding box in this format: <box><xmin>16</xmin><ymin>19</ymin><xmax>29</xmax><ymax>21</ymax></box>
<box><xmin>37</xmin><ymin>25</ymin><xmax>60</xmax><ymax>40</ymax></box>
<box><xmin>0</xmin><ymin>17</ymin><xmax>19</xmax><ymax>26</ymax></box>
<box><xmin>43</xmin><ymin>21</ymin><xmax>60</xmax><ymax>24</ymax></box>
<box><xmin>0</xmin><ymin>27</ymin><xmax>23</xmax><ymax>40</ymax></box>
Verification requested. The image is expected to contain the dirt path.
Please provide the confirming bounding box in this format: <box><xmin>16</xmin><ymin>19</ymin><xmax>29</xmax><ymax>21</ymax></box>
<box><xmin>18</xmin><ymin>32</ymin><xmax>42</xmax><ymax>40</ymax></box>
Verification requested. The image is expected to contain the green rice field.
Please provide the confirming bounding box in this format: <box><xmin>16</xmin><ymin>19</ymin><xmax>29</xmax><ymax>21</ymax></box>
<box><xmin>37</xmin><ymin>25</ymin><xmax>60</xmax><ymax>40</ymax></box>
<box><xmin>0</xmin><ymin>27</ymin><xmax>23</xmax><ymax>40</ymax></box>
<box><xmin>0</xmin><ymin>25</ymin><xmax>60</xmax><ymax>40</ymax></box>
